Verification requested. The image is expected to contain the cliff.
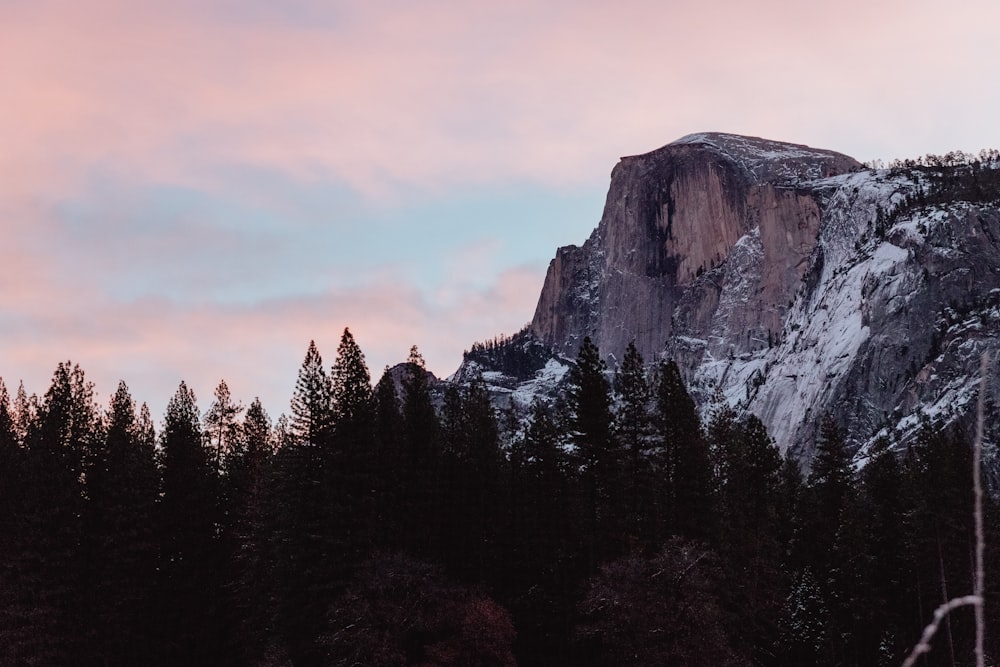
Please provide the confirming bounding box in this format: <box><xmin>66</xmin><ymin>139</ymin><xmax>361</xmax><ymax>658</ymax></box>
<box><xmin>458</xmin><ymin>133</ymin><xmax>1000</xmax><ymax>462</ymax></box>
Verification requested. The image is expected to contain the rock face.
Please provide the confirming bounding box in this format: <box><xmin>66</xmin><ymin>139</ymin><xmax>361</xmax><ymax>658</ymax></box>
<box><xmin>530</xmin><ymin>133</ymin><xmax>857</xmax><ymax>367</ymax></box>
<box><xmin>493</xmin><ymin>132</ymin><xmax>1000</xmax><ymax>462</ymax></box>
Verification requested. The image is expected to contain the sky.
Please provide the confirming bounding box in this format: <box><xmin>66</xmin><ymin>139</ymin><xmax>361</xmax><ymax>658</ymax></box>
<box><xmin>3</xmin><ymin>0</ymin><xmax>1000</xmax><ymax>422</ymax></box>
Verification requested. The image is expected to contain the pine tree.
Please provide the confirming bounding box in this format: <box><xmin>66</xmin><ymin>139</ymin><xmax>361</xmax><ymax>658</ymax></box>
<box><xmin>84</xmin><ymin>381</ymin><xmax>160</xmax><ymax>665</ymax></box>
<box><xmin>402</xmin><ymin>345</ymin><xmax>438</xmax><ymax>467</ymax></box>
<box><xmin>400</xmin><ymin>345</ymin><xmax>442</xmax><ymax>556</ymax></box>
<box><xmin>204</xmin><ymin>379</ymin><xmax>242</xmax><ymax>474</ymax></box>
<box><xmin>290</xmin><ymin>340</ymin><xmax>333</xmax><ymax>448</ymax></box>
<box><xmin>372</xmin><ymin>366</ymin><xmax>403</xmax><ymax>549</ymax></box>
<box><xmin>566</xmin><ymin>336</ymin><xmax>618</xmax><ymax>570</ymax></box>
<box><xmin>789</xmin><ymin>415</ymin><xmax>856</xmax><ymax>664</ymax></box>
<box><xmin>796</xmin><ymin>415</ymin><xmax>854</xmax><ymax>574</ymax></box>
<box><xmin>0</xmin><ymin>363</ymin><xmax>96</xmax><ymax>664</ymax></box>
<box><xmin>613</xmin><ymin>342</ymin><xmax>655</xmax><ymax>546</ymax></box>
<box><xmin>326</xmin><ymin>328</ymin><xmax>377</xmax><ymax>594</ymax></box>
<box><xmin>712</xmin><ymin>413</ymin><xmax>787</xmax><ymax>663</ymax></box>
<box><xmin>0</xmin><ymin>378</ymin><xmax>27</xmax><ymax>663</ymax></box>
<box><xmin>509</xmin><ymin>399</ymin><xmax>579</xmax><ymax>662</ymax></box>
<box><xmin>851</xmin><ymin>435</ymin><xmax>909</xmax><ymax>663</ymax></box>
<box><xmin>901</xmin><ymin>422</ymin><xmax>978</xmax><ymax>666</ymax></box>
<box><xmin>12</xmin><ymin>380</ymin><xmax>35</xmax><ymax>445</ymax></box>
<box><xmin>0</xmin><ymin>378</ymin><xmax>18</xmax><ymax>520</ymax></box>
<box><xmin>438</xmin><ymin>379</ymin><xmax>504</xmax><ymax>583</ymax></box>
<box><xmin>331</xmin><ymin>327</ymin><xmax>374</xmax><ymax>442</ymax></box>
<box><xmin>157</xmin><ymin>381</ymin><xmax>224</xmax><ymax>665</ymax></box>
<box><xmin>657</xmin><ymin>359</ymin><xmax>714</xmax><ymax>541</ymax></box>
<box><xmin>778</xmin><ymin>568</ymin><xmax>830</xmax><ymax>665</ymax></box>
<box><xmin>225</xmin><ymin>397</ymin><xmax>274</xmax><ymax>665</ymax></box>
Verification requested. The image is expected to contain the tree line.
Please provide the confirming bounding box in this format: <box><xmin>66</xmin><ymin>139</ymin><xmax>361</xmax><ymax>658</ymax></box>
<box><xmin>0</xmin><ymin>329</ymin><xmax>997</xmax><ymax>665</ymax></box>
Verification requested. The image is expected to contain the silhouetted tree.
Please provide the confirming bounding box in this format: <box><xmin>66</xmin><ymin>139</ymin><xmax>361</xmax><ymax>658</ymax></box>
<box><xmin>658</xmin><ymin>359</ymin><xmax>715</xmax><ymax>541</ymax></box>
<box><xmin>157</xmin><ymin>381</ymin><xmax>224</xmax><ymax>665</ymax></box>
<box><xmin>566</xmin><ymin>337</ymin><xmax>618</xmax><ymax>571</ymax></box>
<box><xmin>84</xmin><ymin>381</ymin><xmax>160</xmax><ymax>665</ymax></box>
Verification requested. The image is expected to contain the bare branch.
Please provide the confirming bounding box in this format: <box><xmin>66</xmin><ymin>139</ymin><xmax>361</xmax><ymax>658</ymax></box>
<box><xmin>901</xmin><ymin>595</ymin><xmax>982</xmax><ymax>667</ymax></box>
<box><xmin>902</xmin><ymin>352</ymin><xmax>989</xmax><ymax>667</ymax></box>
<box><xmin>973</xmin><ymin>352</ymin><xmax>989</xmax><ymax>667</ymax></box>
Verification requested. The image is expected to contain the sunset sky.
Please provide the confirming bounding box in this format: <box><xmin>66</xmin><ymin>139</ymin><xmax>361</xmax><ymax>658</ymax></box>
<box><xmin>3</xmin><ymin>0</ymin><xmax>1000</xmax><ymax>420</ymax></box>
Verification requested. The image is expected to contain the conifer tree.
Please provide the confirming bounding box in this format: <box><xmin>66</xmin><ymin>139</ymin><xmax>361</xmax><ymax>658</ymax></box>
<box><xmin>331</xmin><ymin>327</ymin><xmax>374</xmax><ymax>442</ymax></box>
<box><xmin>326</xmin><ymin>329</ymin><xmax>377</xmax><ymax>593</ymax></box>
<box><xmin>157</xmin><ymin>381</ymin><xmax>224</xmax><ymax>665</ymax></box>
<box><xmin>204</xmin><ymin>379</ymin><xmax>242</xmax><ymax>474</ymax></box>
<box><xmin>271</xmin><ymin>343</ymin><xmax>342</xmax><ymax>663</ymax></box>
<box><xmin>438</xmin><ymin>379</ymin><xmax>503</xmax><ymax>582</ymax></box>
<box><xmin>613</xmin><ymin>342</ymin><xmax>655</xmax><ymax>546</ymax></box>
<box><xmin>0</xmin><ymin>377</ymin><xmax>17</xmax><ymax>518</ymax></box>
<box><xmin>796</xmin><ymin>415</ymin><xmax>854</xmax><ymax>574</ymax></box>
<box><xmin>12</xmin><ymin>380</ymin><xmax>35</xmax><ymax>445</ymax></box>
<box><xmin>0</xmin><ymin>363</ymin><xmax>96</xmax><ymax>664</ymax></box>
<box><xmin>851</xmin><ymin>435</ymin><xmax>908</xmax><ymax>662</ymax></box>
<box><xmin>0</xmin><ymin>379</ymin><xmax>27</xmax><ymax>663</ymax></box>
<box><xmin>400</xmin><ymin>345</ymin><xmax>441</xmax><ymax>556</ymax></box>
<box><xmin>901</xmin><ymin>423</ymin><xmax>978</xmax><ymax>665</ymax></box>
<box><xmin>509</xmin><ymin>399</ymin><xmax>579</xmax><ymax>661</ymax></box>
<box><xmin>712</xmin><ymin>413</ymin><xmax>787</xmax><ymax>662</ymax></box>
<box><xmin>566</xmin><ymin>336</ymin><xmax>618</xmax><ymax>570</ymax></box>
<box><xmin>778</xmin><ymin>568</ymin><xmax>830</xmax><ymax>665</ymax></box>
<box><xmin>85</xmin><ymin>381</ymin><xmax>160</xmax><ymax>665</ymax></box>
<box><xmin>225</xmin><ymin>397</ymin><xmax>274</xmax><ymax>665</ymax></box>
<box><xmin>372</xmin><ymin>366</ymin><xmax>404</xmax><ymax>548</ymax></box>
<box><xmin>657</xmin><ymin>359</ymin><xmax>714</xmax><ymax>541</ymax></box>
<box><xmin>290</xmin><ymin>340</ymin><xmax>333</xmax><ymax>448</ymax></box>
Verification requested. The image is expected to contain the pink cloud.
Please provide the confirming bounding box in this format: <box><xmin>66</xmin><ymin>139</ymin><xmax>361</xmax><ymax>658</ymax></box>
<box><xmin>1</xmin><ymin>264</ymin><xmax>547</xmax><ymax>421</ymax></box>
<box><xmin>4</xmin><ymin>0</ymin><xmax>1000</xmax><ymax>422</ymax></box>
<box><xmin>5</xmin><ymin>0</ymin><xmax>999</xmax><ymax>208</ymax></box>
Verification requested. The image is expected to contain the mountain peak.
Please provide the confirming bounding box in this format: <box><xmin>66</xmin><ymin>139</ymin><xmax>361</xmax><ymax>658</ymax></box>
<box><xmin>511</xmin><ymin>133</ymin><xmax>1000</xmax><ymax>459</ymax></box>
<box><xmin>621</xmin><ymin>132</ymin><xmax>863</xmax><ymax>184</ymax></box>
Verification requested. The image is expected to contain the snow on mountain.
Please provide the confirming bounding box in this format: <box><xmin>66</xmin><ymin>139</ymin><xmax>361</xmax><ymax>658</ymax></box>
<box><xmin>448</xmin><ymin>134</ymin><xmax>1000</xmax><ymax>467</ymax></box>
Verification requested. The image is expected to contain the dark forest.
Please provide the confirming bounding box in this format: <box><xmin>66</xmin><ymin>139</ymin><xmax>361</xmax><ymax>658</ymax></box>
<box><xmin>0</xmin><ymin>328</ymin><xmax>997</xmax><ymax>666</ymax></box>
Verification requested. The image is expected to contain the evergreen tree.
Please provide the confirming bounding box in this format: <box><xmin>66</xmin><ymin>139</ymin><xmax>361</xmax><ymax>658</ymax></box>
<box><xmin>850</xmin><ymin>435</ymin><xmax>909</xmax><ymax>663</ymax></box>
<box><xmin>613</xmin><ymin>341</ymin><xmax>656</xmax><ymax>546</ymax></box>
<box><xmin>0</xmin><ymin>379</ymin><xmax>27</xmax><ymax>663</ymax></box>
<box><xmin>270</xmin><ymin>343</ymin><xmax>342</xmax><ymax>663</ymax></box>
<box><xmin>325</xmin><ymin>329</ymin><xmax>377</xmax><ymax>597</ymax></box>
<box><xmin>901</xmin><ymin>423</ymin><xmax>978</xmax><ymax>666</ymax></box>
<box><xmin>402</xmin><ymin>345</ymin><xmax>438</xmax><ymax>467</ymax></box>
<box><xmin>12</xmin><ymin>380</ymin><xmax>35</xmax><ymax>445</ymax></box>
<box><xmin>509</xmin><ymin>399</ymin><xmax>579</xmax><ymax>663</ymax></box>
<box><xmin>331</xmin><ymin>327</ymin><xmax>374</xmax><ymax>442</ymax></box>
<box><xmin>157</xmin><ymin>381</ymin><xmax>224</xmax><ymax>665</ymax></box>
<box><xmin>796</xmin><ymin>415</ymin><xmax>854</xmax><ymax>574</ymax></box>
<box><xmin>657</xmin><ymin>359</ymin><xmax>714</xmax><ymax>541</ymax></box>
<box><xmin>225</xmin><ymin>397</ymin><xmax>275</xmax><ymax>665</ymax></box>
<box><xmin>778</xmin><ymin>568</ymin><xmax>830</xmax><ymax>665</ymax></box>
<box><xmin>713</xmin><ymin>413</ymin><xmax>788</xmax><ymax>663</ymax></box>
<box><xmin>372</xmin><ymin>366</ymin><xmax>404</xmax><ymax>549</ymax></box>
<box><xmin>400</xmin><ymin>345</ymin><xmax>441</xmax><ymax>556</ymax></box>
<box><xmin>0</xmin><ymin>363</ymin><xmax>96</xmax><ymax>664</ymax></box>
<box><xmin>790</xmin><ymin>415</ymin><xmax>856</xmax><ymax>664</ymax></box>
<box><xmin>290</xmin><ymin>340</ymin><xmax>333</xmax><ymax>448</ymax></box>
<box><xmin>566</xmin><ymin>336</ymin><xmax>618</xmax><ymax>570</ymax></box>
<box><xmin>438</xmin><ymin>379</ymin><xmax>504</xmax><ymax>583</ymax></box>
<box><xmin>204</xmin><ymin>379</ymin><xmax>242</xmax><ymax>474</ymax></box>
<box><xmin>84</xmin><ymin>381</ymin><xmax>160</xmax><ymax>665</ymax></box>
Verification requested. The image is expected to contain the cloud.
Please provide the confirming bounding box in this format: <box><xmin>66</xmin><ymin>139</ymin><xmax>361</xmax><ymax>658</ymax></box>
<box><xmin>6</xmin><ymin>0</ymin><xmax>999</xmax><ymax>207</ymax></box>
<box><xmin>4</xmin><ymin>0</ymin><xmax>1000</xmax><ymax>421</ymax></box>
<box><xmin>1</xmin><ymin>262</ymin><xmax>547</xmax><ymax>421</ymax></box>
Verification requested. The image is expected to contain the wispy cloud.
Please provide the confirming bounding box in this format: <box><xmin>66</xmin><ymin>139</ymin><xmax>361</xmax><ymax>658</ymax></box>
<box><xmin>3</xmin><ymin>0</ymin><xmax>1000</xmax><ymax>418</ymax></box>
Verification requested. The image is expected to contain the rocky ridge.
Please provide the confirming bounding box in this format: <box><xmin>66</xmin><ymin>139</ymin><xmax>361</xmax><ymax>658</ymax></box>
<box><xmin>448</xmin><ymin>133</ymin><xmax>1000</xmax><ymax>464</ymax></box>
